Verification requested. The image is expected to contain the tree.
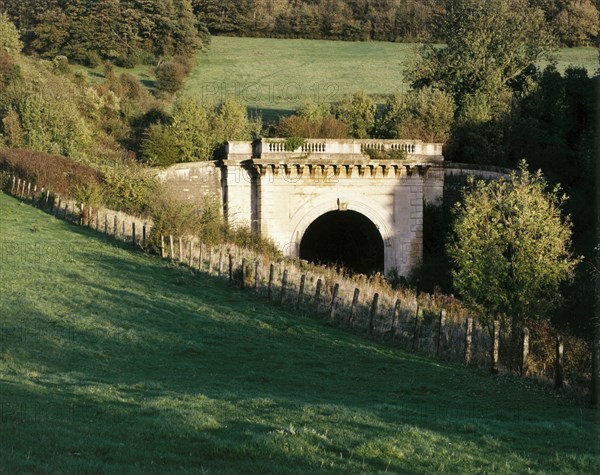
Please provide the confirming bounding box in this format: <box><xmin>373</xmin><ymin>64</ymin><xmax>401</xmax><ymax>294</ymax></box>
<box><xmin>334</xmin><ymin>90</ymin><xmax>376</xmax><ymax>138</ymax></box>
<box><xmin>405</xmin><ymin>0</ymin><xmax>555</xmax><ymax>108</ymax></box>
<box><xmin>554</xmin><ymin>0</ymin><xmax>600</xmax><ymax>46</ymax></box>
<box><xmin>378</xmin><ymin>87</ymin><xmax>456</xmax><ymax>142</ymax></box>
<box><xmin>447</xmin><ymin>162</ymin><xmax>581</xmax><ymax>333</ymax></box>
<box><xmin>0</xmin><ymin>11</ymin><xmax>22</xmax><ymax>54</ymax></box>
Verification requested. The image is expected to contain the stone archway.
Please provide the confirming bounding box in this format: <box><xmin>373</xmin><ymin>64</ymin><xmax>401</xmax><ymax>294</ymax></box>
<box><xmin>288</xmin><ymin>198</ymin><xmax>395</xmax><ymax>274</ymax></box>
<box><xmin>299</xmin><ymin>210</ymin><xmax>384</xmax><ymax>274</ymax></box>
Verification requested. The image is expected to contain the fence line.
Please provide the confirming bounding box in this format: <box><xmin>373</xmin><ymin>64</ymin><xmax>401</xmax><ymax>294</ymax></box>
<box><xmin>4</xmin><ymin>175</ymin><xmax>592</xmax><ymax>394</ymax></box>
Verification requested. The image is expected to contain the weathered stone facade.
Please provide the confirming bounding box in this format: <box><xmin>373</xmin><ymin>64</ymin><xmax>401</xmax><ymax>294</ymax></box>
<box><xmin>156</xmin><ymin>138</ymin><xmax>509</xmax><ymax>277</ymax></box>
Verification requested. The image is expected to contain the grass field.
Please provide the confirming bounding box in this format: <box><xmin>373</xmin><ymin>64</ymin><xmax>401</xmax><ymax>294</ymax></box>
<box><xmin>73</xmin><ymin>36</ymin><xmax>598</xmax><ymax>122</ymax></box>
<box><xmin>1</xmin><ymin>192</ymin><xmax>599</xmax><ymax>474</ymax></box>
<box><xmin>185</xmin><ymin>37</ymin><xmax>599</xmax><ymax>120</ymax></box>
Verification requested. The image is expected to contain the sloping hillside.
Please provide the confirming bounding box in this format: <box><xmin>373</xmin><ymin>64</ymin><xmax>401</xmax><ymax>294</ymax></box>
<box><xmin>0</xmin><ymin>193</ymin><xmax>598</xmax><ymax>474</ymax></box>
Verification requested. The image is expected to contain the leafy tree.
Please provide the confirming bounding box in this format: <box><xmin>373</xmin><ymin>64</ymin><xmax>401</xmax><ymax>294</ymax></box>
<box><xmin>447</xmin><ymin>162</ymin><xmax>581</xmax><ymax>333</ymax></box>
<box><xmin>334</xmin><ymin>91</ymin><xmax>376</xmax><ymax>138</ymax></box>
<box><xmin>554</xmin><ymin>0</ymin><xmax>600</xmax><ymax>46</ymax></box>
<box><xmin>378</xmin><ymin>87</ymin><xmax>456</xmax><ymax>142</ymax></box>
<box><xmin>277</xmin><ymin>102</ymin><xmax>348</xmax><ymax>138</ymax></box>
<box><xmin>405</xmin><ymin>0</ymin><xmax>555</xmax><ymax>108</ymax></box>
<box><xmin>0</xmin><ymin>11</ymin><xmax>21</xmax><ymax>54</ymax></box>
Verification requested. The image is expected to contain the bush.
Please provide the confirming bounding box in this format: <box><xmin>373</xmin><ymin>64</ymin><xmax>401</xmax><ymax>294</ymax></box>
<box><xmin>378</xmin><ymin>88</ymin><xmax>456</xmax><ymax>142</ymax></box>
<box><xmin>114</xmin><ymin>54</ymin><xmax>139</xmax><ymax>69</ymax></box>
<box><xmin>102</xmin><ymin>164</ymin><xmax>158</xmax><ymax>216</ymax></box>
<box><xmin>155</xmin><ymin>61</ymin><xmax>186</xmax><ymax>94</ymax></box>
<box><xmin>0</xmin><ymin>148</ymin><xmax>104</xmax><ymax>196</ymax></box>
<box><xmin>148</xmin><ymin>193</ymin><xmax>225</xmax><ymax>250</ymax></box>
<box><xmin>140</xmin><ymin>123</ymin><xmax>180</xmax><ymax>166</ymax></box>
<box><xmin>0</xmin><ymin>12</ymin><xmax>22</xmax><ymax>55</ymax></box>
<box><xmin>83</xmin><ymin>51</ymin><xmax>101</xmax><ymax>68</ymax></box>
<box><xmin>51</xmin><ymin>55</ymin><xmax>70</xmax><ymax>75</ymax></box>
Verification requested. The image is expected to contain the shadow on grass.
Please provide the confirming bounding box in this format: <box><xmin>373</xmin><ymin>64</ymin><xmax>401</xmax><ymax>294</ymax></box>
<box><xmin>2</xmin><ymin>197</ymin><xmax>599</xmax><ymax>473</ymax></box>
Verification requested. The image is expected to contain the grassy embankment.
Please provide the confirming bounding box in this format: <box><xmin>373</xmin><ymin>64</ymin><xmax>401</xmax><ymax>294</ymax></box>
<box><xmin>0</xmin><ymin>192</ymin><xmax>599</xmax><ymax>473</ymax></box>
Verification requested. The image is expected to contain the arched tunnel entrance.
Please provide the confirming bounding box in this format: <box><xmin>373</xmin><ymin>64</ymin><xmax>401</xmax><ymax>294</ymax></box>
<box><xmin>299</xmin><ymin>210</ymin><xmax>384</xmax><ymax>275</ymax></box>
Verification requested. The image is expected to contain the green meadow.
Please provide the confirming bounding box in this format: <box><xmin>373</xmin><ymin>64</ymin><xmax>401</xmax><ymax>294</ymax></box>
<box><xmin>185</xmin><ymin>37</ymin><xmax>599</xmax><ymax>120</ymax></box>
<box><xmin>73</xmin><ymin>36</ymin><xmax>598</xmax><ymax>122</ymax></box>
<box><xmin>0</xmin><ymin>192</ymin><xmax>598</xmax><ymax>473</ymax></box>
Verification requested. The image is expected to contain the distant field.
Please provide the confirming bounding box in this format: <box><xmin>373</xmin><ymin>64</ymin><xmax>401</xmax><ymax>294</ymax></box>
<box><xmin>71</xmin><ymin>36</ymin><xmax>598</xmax><ymax>122</ymax></box>
<box><xmin>185</xmin><ymin>36</ymin><xmax>599</xmax><ymax>121</ymax></box>
<box><xmin>1</xmin><ymin>193</ymin><xmax>599</xmax><ymax>473</ymax></box>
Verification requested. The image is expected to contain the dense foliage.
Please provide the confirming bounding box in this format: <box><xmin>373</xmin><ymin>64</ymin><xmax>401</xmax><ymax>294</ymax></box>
<box><xmin>0</xmin><ymin>148</ymin><xmax>103</xmax><ymax>196</ymax></box>
<box><xmin>0</xmin><ymin>0</ymin><xmax>209</xmax><ymax>66</ymax></box>
<box><xmin>191</xmin><ymin>0</ymin><xmax>600</xmax><ymax>46</ymax></box>
<box><xmin>448</xmin><ymin>163</ymin><xmax>580</xmax><ymax>328</ymax></box>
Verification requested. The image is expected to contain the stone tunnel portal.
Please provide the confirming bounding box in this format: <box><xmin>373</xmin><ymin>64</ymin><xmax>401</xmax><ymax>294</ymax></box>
<box><xmin>299</xmin><ymin>210</ymin><xmax>385</xmax><ymax>275</ymax></box>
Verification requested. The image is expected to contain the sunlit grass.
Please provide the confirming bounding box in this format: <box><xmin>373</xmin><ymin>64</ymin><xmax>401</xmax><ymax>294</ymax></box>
<box><xmin>0</xmin><ymin>192</ymin><xmax>598</xmax><ymax>473</ymax></box>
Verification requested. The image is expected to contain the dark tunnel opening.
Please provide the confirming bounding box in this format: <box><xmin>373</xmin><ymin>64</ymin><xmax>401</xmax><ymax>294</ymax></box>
<box><xmin>299</xmin><ymin>210</ymin><xmax>384</xmax><ymax>275</ymax></box>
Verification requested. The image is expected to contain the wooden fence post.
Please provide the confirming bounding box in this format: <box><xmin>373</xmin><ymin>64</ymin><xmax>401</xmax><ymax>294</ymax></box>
<box><xmin>241</xmin><ymin>258</ymin><xmax>247</xmax><ymax>289</ymax></box>
<box><xmin>436</xmin><ymin>309</ymin><xmax>446</xmax><ymax>357</ymax></box>
<box><xmin>280</xmin><ymin>270</ymin><xmax>288</xmax><ymax>304</ymax></box>
<box><xmin>160</xmin><ymin>235</ymin><xmax>165</xmax><ymax>258</ymax></box>
<box><xmin>228</xmin><ymin>254</ymin><xmax>233</xmax><ymax>282</ymax></box>
<box><xmin>188</xmin><ymin>240</ymin><xmax>193</xmax><ymax>266</ymax></box>
<box><xmin>207</xmin><ymin>247</ymin><xmax>213</xmax><ymax>275</ymax></box>
<box><xmin>132</xmin><ymin>222</ymin><xmax>136</xmax><ymax>247</ymax></box>
<box><xmin>10</xmin><ymin>175</ymin><xmax>15</xmax><ymax>194</ymax></box>
<box><xmin>254</xmin><ymin>260</ymin><xmax>260</xmax><ymax>291</ymax></box>
<box><xmin>142</xmin><ymin>224</ymin><xmax>147</xmax><ymax>248</ymax></box>
<box><xmin>491</xmin><ymin>320</ymin><xmax>500</xmax><ymax>375</ymax></box>
<box><xmin>521</xmin><ymin>327</ymin><xmax>530</xmax><ymax>376</ymax></box>
<box><xmin>95</xmin><ymin>210</ymin><xmax>99</xmax><ymax>231</ymax></box>
<box><xmin>555</xmin><ymin>335</ymin><xmax>564</xmax><ymax>389</ymax></box>
<box><xmin>218</xmin><ymin>247</ymin><xmax>224</xmax><ymax>276</ymax></box>
<box><xmin>113</xmin><ymin>216</ymin><xmax>118</xmax><ymax>238</ymax></box>
<box><xmin>314</xmin><ymin>279</ymin><xmax>322</xmax><ymax>313</ymax></box>
<box><xmin>465</xmin><ymin>317</ymin><xmax>473</xmax><ymax>365</ymax></box>
<box><xmin>592</xmin><ymin>340</ymin><xmax>600</xmax><ymax>409</ymax></box>
<box><xmin>390</xmin><ymin>299</ymin><xmax>401</xmax><ymax>335</ymax></box>
<box><xmin>369</xmin><ymin>293</ymin><xmax>379</xmax><ymax>335</ymax></box>
<box><xmin>297</xmin><ymin>274</ymin><xmax>306</xmax><ymax>309</ymax></box>
<box><xmin>349</xmin><ymin>288</ymin><xmax>360</xmax><ymax>327</ymax></box>
<box><xmin>412</xmin><ymin>306</ymin><xmax>421</xmax><ymax>351</ymax></box>
<box><xmin>178</xmin><ymin>237</ymin><xmax>183</xmax><ymax>262</ymax></box>
<box><xmin>267</xmin><ymin>263</ymin><xmax>274</xmax><ymax>300</ymax></box>
<box><xmin>329</xmin><ymin>283</ymin><xmax>339</xmax><ymax>320</ymax></box>
<box><xmin>26</xmin><ymin>182</ymin><xmax>31</xmax><ymax>200</ymax></box>
<box><xmin>169</xmin><ymin>235</ymin><xmax>175</xmax><ymax>260</ymax></box>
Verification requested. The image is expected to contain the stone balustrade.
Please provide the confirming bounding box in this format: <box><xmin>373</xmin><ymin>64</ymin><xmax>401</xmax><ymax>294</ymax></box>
<box><xmin>251</xmin><ymin>138</ymin><xmax>443</xmax><ymax>160</ymax></box>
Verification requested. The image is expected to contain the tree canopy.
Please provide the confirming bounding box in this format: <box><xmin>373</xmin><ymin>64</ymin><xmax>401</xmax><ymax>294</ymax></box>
<box><xmin>447</xmin><ymin>163</ymin><xmax>581</xmax><ymax>327</ymax></box>
<box><xmin>405</xmin><ymin>0</ymin><xmax>555</xmax><ymax>107</ymax></box>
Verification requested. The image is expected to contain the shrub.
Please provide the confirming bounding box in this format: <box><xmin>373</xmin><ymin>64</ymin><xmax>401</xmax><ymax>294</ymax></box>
<box><xmin>155</xmin><ymin>61</ymin><xmax>186</xmax><ymax>94</ymax></box>
<box><xmin>378</xmin><ymin>88</ymin><xmax>456</xmax><ymax>142</ymax></box>
<box><xmin>83</xmin><ymin>51</ymin><xmax>101</xmax><ymax>68</ymax></box>
<box><xmin>51</xmin><ymin>55</ymin><xmax>70</xmax><ymax>75</ymax></box>
<box><xmin>102</xmin><ymin>164</ymin><xmax>158</xmax><ymax>216</ymax></box>
<box><xmin>140</xmin><ymin>123</ymin><xmax>180</xmax><ymax>166</ymax></box>
<box><xmin>0</xmin><ymin>148</ymin><xmax>104</xmax><ymax>196</ymax></box>
<box><xmin>334</xmin><ymin>91</ymin><xmax>376</xmax><ymax>138</ymax></box>
<box><xmin>276</xmin><ymin>114</ymin><xmax>348</xmax><ymax>138</ymax></box>
<box><xmin>0</xmin><ymin>12</ymin><xmax>22</xmax><ymax>55</ymax></box>
<box><xmin>148</xmin><ymin>192</ymin><xmax>225</xmax><ymax>250</ymax></box>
